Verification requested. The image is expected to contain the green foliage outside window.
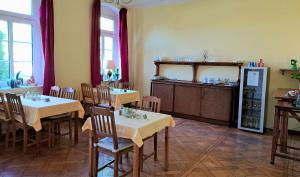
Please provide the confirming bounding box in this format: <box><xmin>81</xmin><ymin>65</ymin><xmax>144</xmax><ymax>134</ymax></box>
<box><xmin>0</xmin><ymin>30</ymin><xmax>9</xmax><ymax>82</ymax></box>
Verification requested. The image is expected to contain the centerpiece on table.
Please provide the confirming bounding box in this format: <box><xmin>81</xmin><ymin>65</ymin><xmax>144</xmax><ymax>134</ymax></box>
<box><xmin>119</xmin><ymin>107</ymin><xmax>148</xmax><ymax>120</ymax></box>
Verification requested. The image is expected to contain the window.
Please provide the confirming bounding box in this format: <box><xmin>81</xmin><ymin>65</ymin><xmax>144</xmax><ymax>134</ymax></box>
<box><xmin>100</xmin><ymin>6</ymin><xmax>120</xmax><ymax>80</ymax></box>
<box><xmin>0</xmin><ymin>0</ymin><xmax>43</xmax><ymax>86</ymax></box>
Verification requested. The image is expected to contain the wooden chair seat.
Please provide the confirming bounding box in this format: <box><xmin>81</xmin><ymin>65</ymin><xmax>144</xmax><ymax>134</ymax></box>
<box><xmin>95</xmin><ymin>137</ymin><xmax>133</xmax><ymax>153</ymax></box>
<box><xmin>97</xmin><ymin>103</ymin><xmax>115</xmax><ymax>111</ymax></box>
<box><xmin>0</xmin><ymin>111</ymin><xmax>8</xmax><ymax>121</ymax></box>
<box><xmin>85</xmin><ymin>98</ymin><xmax>97</xmax><ymax>104</ymax></box>
<box><xmin>47</xmin><ymin>113</ymin><xmax>72</xmax><ymax>120</ymax></box>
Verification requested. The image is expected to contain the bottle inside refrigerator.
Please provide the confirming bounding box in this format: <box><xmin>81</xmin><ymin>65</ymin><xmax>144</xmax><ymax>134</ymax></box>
<box><xmin>238</xmin><ymin>67</ymin><xmax>269</xmax><ymax>133</ymax></box>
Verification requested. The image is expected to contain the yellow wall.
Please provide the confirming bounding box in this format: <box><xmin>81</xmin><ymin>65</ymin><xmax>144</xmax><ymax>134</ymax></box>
<box><xmin>128</xmin><ymin>0</ymin><xmax>300</xmax><ymax>129</ymax></box>
<box><xmin>54</xmin><ymin>0</ymin><xmax>93</xmax><ymax>90</ymax></box>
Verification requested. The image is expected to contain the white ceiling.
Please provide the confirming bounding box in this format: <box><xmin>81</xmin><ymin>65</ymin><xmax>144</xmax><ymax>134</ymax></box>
<box><xmin>124</xmin><ymin>0</ymin><xmax>193</xmax><ymax>8</ymax></box>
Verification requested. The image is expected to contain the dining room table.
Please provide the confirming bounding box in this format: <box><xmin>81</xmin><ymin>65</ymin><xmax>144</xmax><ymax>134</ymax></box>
<box><xmin>82</xmin><ymin>108</ymin><xmax>176</xmax><ymax>177</ymax></box>
<box><xmin>93</xmin><ymin>88</ymin><xmax>140</xmax><ymax>110</ymax></box>
<box><xmin>16</xmin><ymin>95</ymin><xmax>85</xmax><ymax>144</ymax></box>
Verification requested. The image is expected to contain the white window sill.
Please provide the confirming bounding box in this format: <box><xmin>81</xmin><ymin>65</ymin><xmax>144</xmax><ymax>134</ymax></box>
<box><xmin>0</xmin><ymin>85</ymin><xmax>43</xmax><ymax>94</ymax></box>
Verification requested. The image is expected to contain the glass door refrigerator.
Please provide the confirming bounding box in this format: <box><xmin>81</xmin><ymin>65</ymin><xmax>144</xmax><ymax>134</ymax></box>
<box><xmin>238</xmin><ymin>67</ymin><xmax>269</xmax><ymax>133</ymax></box>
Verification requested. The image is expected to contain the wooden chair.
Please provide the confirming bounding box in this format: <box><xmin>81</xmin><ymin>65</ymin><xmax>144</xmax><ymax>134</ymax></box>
<box><xmin>49</xmin><ymin>86</ymin><xmax>61</xmax><ymax>97</ymax></box>
<box><xmin>109</xmin><ymin>81</ymin><xmax>120</xmax><ymax>89</ymax></box>
<box><xmin>91</xmin><ymin>107</ymin><xmax>133</xmax><ymax>177</ymax></box>
<box><xmin>48</xmin><ymin>87</ymin><xmax>76</xmax><ymax>147</ymax></box>
<box><xmin>6</xmin><ymin>93</ymin><xmax>51</xmax><ymax>153</ymax></box>
<box><xmin>96</xmin><ymin>85</ymin><xmax>114</xmax><ymax>110</ymax></box>
<box><xmin>100</xmin><ymin>81</ymin><xmax>110</xmax><ymax>87</ymax></box>
<box><xmin>0</xmin><ymin>93</ymin><xmax>11</xmax><ymax>149</ymax></box>
<box><xmin>120</xmin><ymin>82</ymin><xmax>134</xmax><ymax>90</ymax></box>
<box><xmin>140</xmin><ymin>96</ymin><xmax>161</xmax><ymax>113</ymax></box>
<box><xmin>140</xmin><ymin>96</ymin><xmax>161</xmax><ymax>169</ymax></box>
<box><xmin>81</xmin><ymin>83</ymin><xmax>96</xmax><ymax>115</ymax></box>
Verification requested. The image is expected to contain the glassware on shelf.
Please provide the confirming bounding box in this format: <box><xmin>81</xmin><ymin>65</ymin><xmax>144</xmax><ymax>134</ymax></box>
<box><xmin>295</xmin><ymin>94</ymin><xmax>300</xmax><ymax>107</ymax></box>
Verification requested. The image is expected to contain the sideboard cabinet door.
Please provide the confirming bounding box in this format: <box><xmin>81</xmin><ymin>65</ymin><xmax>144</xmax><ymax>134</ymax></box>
<box><xmin>174</xmin><ymin>85</ymin><xmax>201</xmax><ymax>116</ymax></box>
<box><xmin>152</xmin><ymin>83</ymin><xmax>174</xmax><ymax>112</ymax></box>
<box><xmin>200</xmin><ymin>87</ymin><xmax>233</xmax><ymax>122</ymax></box>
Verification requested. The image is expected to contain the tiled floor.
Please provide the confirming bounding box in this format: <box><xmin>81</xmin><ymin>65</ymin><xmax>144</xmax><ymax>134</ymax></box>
<box><xmin>0</xmin><ymin>118</ymin><xmax>299</xmax><ymax>177</ymax></box>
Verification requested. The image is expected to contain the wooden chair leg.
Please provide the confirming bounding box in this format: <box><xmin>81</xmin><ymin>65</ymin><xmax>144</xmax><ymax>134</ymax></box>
<box><xmin>23</xmin><ymin>128</ymin><xmax>28</xmax><ymax>153</ymax></box>
<box><xmin>5</xmin><ymin>122</ymin><xmax>10</xmax><ymax>150</ymax></box>
<box><xmin>154</xmin><ymin>133</ymin><xmax>158</xmax><ymax>161</ymax></box>
<box><xmin>114</xmin><ymin>153</ymin><xmax>119</xmax><ymax>177</ymax></box>
<box><xmin>125</xmin><ymin>152</ymin><xmax>129</xmax><ymax>160</ymax></box>
<box><xmin>271</xmin><ymin>108</ymin><xmax>280</xmax><ymax>164</ymax></box>
<box><xmin>48</xmin><ymin>122</ymin><xmax>52</xmax><ymax>149</ymax></box>
<box><xmin>140</xmin><ymin>146</ymin><xmax>144</xmax><ymax>171</ymax></box>
<box><xmin>69</xmin><ymin>120</ymin><xmax>72</xmax><ymax>142</ymax></box>
<box><xmin>93</xmin><ymin>149</ymin><xmax>99</xmax><ymax>177</ymax></box>
<box><xmin>51</xmin><ymin>121</ymin><xmax>55</xmax><ymax>147</ymax></box>
<box><xmin>12</xmin><ymin>125</ymin><xmax>16</xmax><ymax>149</ymax></box>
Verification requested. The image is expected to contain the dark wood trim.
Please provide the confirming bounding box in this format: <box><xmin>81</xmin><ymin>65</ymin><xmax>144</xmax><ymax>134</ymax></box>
<box><xmin>279</xmin><ymin>69</ymin><xmax>298</xmax><ymax>75</ymax></box>
<box><xmin>266</xmin><ymin>128</ymin><xmax>300</xmax><ymax>135</ymax></box>
<box><xmin>152</xmin><ymin>79</ymin><xmax>238</xmax><ymax>89</ymax></box>
<box><xmin>161</xmin><ymin>111</ymin><xmax>231</xmax><ymax>126</ymax></box>
<box><xmin>154</xmin><ymin>61</ymin><xmax>243</xmax><ymax>83</ymax></box>
<box><xmin>154</xmin><ymin>61</ymin><xmax>243</xmax><ymax>66</ymax></box>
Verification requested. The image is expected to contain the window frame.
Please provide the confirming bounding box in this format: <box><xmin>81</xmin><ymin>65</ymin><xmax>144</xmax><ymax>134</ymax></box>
<box><xmin>100</xmin><ymin>5</ymin><xmax>120</xmax><ymax>77</ymax></box>
<box><xmin>0</xmin><ymin>0</ymin><xmax>43</xmax><ymax>86</ymax></box>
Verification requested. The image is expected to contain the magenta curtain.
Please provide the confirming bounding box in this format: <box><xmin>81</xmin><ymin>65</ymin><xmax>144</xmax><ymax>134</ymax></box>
<box><xmin>119</xmin><ymin>8</ymin><xmax>129</xmax><ymax>82</ymax></box>
<box><xmin>90</xmin><ymin>0</ymin><xmax>101</xmax><ymax>87</ymax></box>
<box><xmin>40</xmin><ymin>0</ymin><xmax>55</xmax><ymax>95</ymax></box>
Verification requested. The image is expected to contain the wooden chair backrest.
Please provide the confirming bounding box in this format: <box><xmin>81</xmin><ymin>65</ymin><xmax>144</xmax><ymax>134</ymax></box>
<box><xmin>121</xmin><ymin>82</ymin><xmax>134</xmax><ymax>90</ymax></box>
<box><xmin>96</xmin><ymin>85</ymin><xmax>112</xmax><ymax>106</ymax></box>
<box><xmin>60</xmin><ymin>87</ymin><xmax>76</xmax><ymax>100</ymax></box>
<box><xmin>0</xmin><ymin>93</ymin><xmax>10</xmax><ymax>121</ymax></box>
<box><xmin>91</xmin><ymin>107</ymin><xmax>118</xmax><ymax>149</ymax></box>
<box><xmin>49</xmin><ymin>86</ymin><xmax>61</xmax><ymax>97</ymax></box>
<box><xmin>141</xmin><ymin>96</ymin><xmax>161</xmax><ymax>113</ymax></box>
<box><xmin>6</xmin><ymin>93</ymin><xmax>27</xmax><ymax>124</ymax></box>
<box><xmin>109</xmin><ymin>81</ymin><xmax>120</xmax><ymax>89</ymax></box>
<box><xmin>81</xmin><ymin>83</ymin><xmax>95</xmax><ymax>105</ymax></box>
<box><xmin>100</xmin><ymin>81</ymin><xmax>109</xmax><ymax>87</ymax></box>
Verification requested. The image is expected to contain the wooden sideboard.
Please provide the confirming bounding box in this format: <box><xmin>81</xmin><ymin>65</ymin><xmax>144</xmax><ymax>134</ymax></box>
<box><xmin>151</xmin><ymin>80</ymin><xmax>239</xmax><ymax>125</ymax></box>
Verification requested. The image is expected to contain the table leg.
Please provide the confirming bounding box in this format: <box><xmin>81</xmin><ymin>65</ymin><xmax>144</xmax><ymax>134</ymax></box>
<box><xmin>164</xmin><ymin>127</ymin><xmax>169</xmax><ymax>171</ymax></box>
<box><xmin>271</xmin><ymin>107</ymin><xmax>280</xmax><ymax>164</ymax></box>
<box><xmin>88</xmin><ymin>131</ymin><xmax>94</xmax><ymax>177</ymax></box>
<box><xmin>280</xmin><ymin>110</ymin><xmax>288</xmax><ymax>153</ymax></box>
<box><xmin>74</xmin><ymin>111</ymin><xmax>79</xmax><ymax>144</ymax></box>
<box><xmin>133</xmin><ymin>144</ymin><xmax>141</xmax><ymax>177</ymax></box>
<box><xmin>36</xmin><ymin>130</ymin><xmax>41</xmax><ymax>153</ymax></box>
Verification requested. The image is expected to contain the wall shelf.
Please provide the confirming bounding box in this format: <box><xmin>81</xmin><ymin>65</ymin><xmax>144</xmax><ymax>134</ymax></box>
<box><xmin>154</xmin><ymin>61</ymin><xmax>244</xmax><ymax>82</ymax></box>
<box><xmin>279</xmin><ymin>69</ymin><xmax>298</xmax><ymax>75</ymax></box>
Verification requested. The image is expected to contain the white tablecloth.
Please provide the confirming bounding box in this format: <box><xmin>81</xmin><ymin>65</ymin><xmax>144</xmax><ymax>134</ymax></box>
<box><xmin>93</xmin><ymin>88</ymin><xmax>140</xmax><ymax>110</ymax></box>
<box><xmin>19</xmin><ymin>96</ymin><xmax>85</xmax><ymax>131</ymax></box>
<box><xmin>82</xmin><ymin>109</ymin><xmax>175</xmax><ymax>147</ymax></box>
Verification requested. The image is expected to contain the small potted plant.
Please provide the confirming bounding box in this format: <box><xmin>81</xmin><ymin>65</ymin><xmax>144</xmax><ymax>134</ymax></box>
<box><xmin>291</xmin><ymin>69</ymin><xmax>300</xmax><ymax>89</ymax></box>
